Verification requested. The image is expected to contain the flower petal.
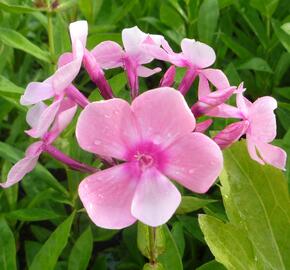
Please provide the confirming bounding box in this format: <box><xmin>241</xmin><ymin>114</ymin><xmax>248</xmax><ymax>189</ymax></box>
<box><xmin>78</xmin><ymin>163</ymin><xmax>138</xmax><ymax>229</ymax></box>
<box><xmin>0</xmin><ymin>142</ymin><xmax>43</xmax><ymax>188</ymax></box>
<box><xmin>201</xmin><ymin>69</ymin><xmax>230</xmax><ymax>89</ymax></box>
<box><xmin>131</xmin><ymin>168</ymin><xmax>181</xmax><ymax>227</ymax></box>
<box><xmin>69</xmin><ymin>20</ymin><xmax>88</xmax><ymax>51</ymax></box>
<box><xmin>164</xmin><ymin>132</ymin><xmax>223</xmax><ymax>193</ymax></box>
<box><xmin>91</xmin><ymin>41</ymin><xmax>124</xmax><ymax>69</ymax></box>
<box><xmin>76</xmin><ymin>98</ymin><xmax>140</xmax><ymax>160</ymax></box>
<box><xmin>181</xmin><ymin>39</ymin><xmax>216</xmax><ymax>68</ymax></box>
<box><xmin>246</xmin><ymin>136</ymin><xmax>265</xmax><ymax>165</ymax></box>
<box><xmin>137</xmin><ymin>66</ymin><xmax>161</xmax><ymax>77</ymax></box>
<box><xmin>122</xmin><ymin>26</ymin><xmax>148</xmax><ymax>53</ymax></box>
<box><xmin>206</xmin><ymin>103</ymin><xmax>242</xmax><ymax>119</ymax></box>
<box><xmin>248</xmin><ymin>96</ymin><xmax>277</xmax><ymax>143</ymax></box>
<box><xmin>26</xmin><ymin>102</ymin><xmax>47</xmax><ymax>128</ymax></box>
<box><xmin>198</xmin><ymin>73</ymin><xmax>211</xmax><ymax>99</ymax></box>
<box><xmin>256</xmin><ymin>142</ymin><xmax>287</xmax><ymax>170</ymax></box>
<box><xmin>131</xmin><ymin>88</ymin><xmax>195</xmax><ymax>147</ymax></box>
<box><xmin>195</xmin><ymin>119</ymin><xmax>213</xmax><ymax>133</ymax></box>
<box><xmin>25</xmin><ymin>99</ymin><xmax>61</xmax><ymax>139</ymax></box>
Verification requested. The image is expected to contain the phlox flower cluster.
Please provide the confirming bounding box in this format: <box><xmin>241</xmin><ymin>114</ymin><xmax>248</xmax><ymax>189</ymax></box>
<box><xmin>1</xmin><ymin>21</ymin><xmax>286</xmax><ymax>229</ymax></box>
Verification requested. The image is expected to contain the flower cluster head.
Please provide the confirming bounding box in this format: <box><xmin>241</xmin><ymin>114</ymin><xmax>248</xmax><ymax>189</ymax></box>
<box><xmin>1</xmin><ymin>21</ymin><xmax>287</xmax><ymax>229</ymax></box>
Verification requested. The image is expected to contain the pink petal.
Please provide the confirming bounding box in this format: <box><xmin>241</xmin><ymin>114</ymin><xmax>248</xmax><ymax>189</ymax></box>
<box><xmin>198</xmin><ymin>73</ymin><xmax>211</xmax><ymax>99</ymax></box>
<box><xmin>213</xmin><ymin>121</ymin><xmax>249</xmax><ymax>149</ymax></box>
<box><xmin>164</xmin><ymin>132</ymin><xmax>223</xmax><ymax>193</ymax></box>
<box><xmin>247</xmin><ymin>96</ymin><xmax>277</xmax><ymax>143</ymax></box>
<box><xmin>256</xmin><ymin>142</ymin><xmax>287</xmax><ymax>170</ymax></box>
<box><xmin>20</xmin><ymin>81</ymin><xmax>54</xmax><ymax>105</ymax></box>
<box><xmin>78</xmin><ymin>163</ymin><xmax>138</xmax><ymax>229</ymax></box>
<box><xmin>141</xmin><ymin>44</ymin><xmax>169</xmax><ymax>62</ymax></box>
<box><xmin>137</xmin><ymin>66</ymin><xmax>161</xmax><ymax>77</ymax></box>
<box><xmin>181</xmin><ymin>39</ymin><xmax>216</xmax><ymax>68</ymax></box>
<box><xmin>206</xmin><ymin>104</ymin><xmax>243</xmax><ymax>119</ymax></box>
<box><xmin>131</xmin><ymin>168</ymin><xmax>181</xmax><ymax>227</ymax></box>
<box><xmin>69</xmin><ymin>20</ymin><xmax>88</xmax><ymax>52</ymax></box>
<box><xmin>91</xmin><ymin>41</ymin><xmax>124</xmax><ymax>69</ymax></box>
<box><xmin>246</xmin><ymin>136</ymin><xmax>264</xmax><ymax>165</ymax></box>
<box><xmin>199</xmin><ymin>87</ymin><xmax>236</xmax><ymax>106</ymax></box>
<box><xmin>131</xmin><ymin>88</ymin><xmax>196</xmax><ymax>147</ymax></box>
<box><xmin>195</xmin><ymin>119</ymin><xmax>213</xmax><ymax>133</ymax></box>
<box><xmin>160</xmin><ymin>65</ymin><xmax>176</xmax><ymax>87</ymax></box>
<box><xmin>201</xmin><ymin>69</ymin><xmax>230</xmax><ymax>89</ymax></box>
<box><xmin>26</xmin><ymin>102</ymin><xmax>47</xmax><ymax>128</ymax></box>
<box><xmin>46</xmin><ymin>98</ymin><xmax>77</xmax><ymax>144</ymax></box>
<box><xmin>122</xmin><ymin>26</ymin><xmax>148</xmax><ymax>53</ymax></box>
<box><xmin>57</xmin><ymin>52</ymin><xmax>74</xmax><ymax>68</ymax></box>
<box><xmin>76</xmin><ymin>99</ymin><xmax>140</xmax><ymax>160</ymax></box>
<box><xmin>0</xmin><ymin>142</ymin><xmax>43</xmax><ymax>188</ymax></box>
<box><xmin>25</xmin><ymin>99</ymin><xmax>61</xmax><ymax>139</ymax></box>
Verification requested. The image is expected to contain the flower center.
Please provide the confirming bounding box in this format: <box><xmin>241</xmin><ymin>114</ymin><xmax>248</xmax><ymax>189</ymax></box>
<box><xmin>135</xmin><ymin>153</ymin><xmax>154</xmax><ymax>170</ymax></box>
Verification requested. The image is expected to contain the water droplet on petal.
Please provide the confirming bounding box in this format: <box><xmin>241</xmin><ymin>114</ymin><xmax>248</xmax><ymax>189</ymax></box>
<box><xmin>94</xmin><ymin>140</ymin><xmax>101</xmax><ymax>145</ymax></box>
<box><xmin>189</xmin><ymin>169</ymin><xmax>195</xmax><ymax>174</ymax></box>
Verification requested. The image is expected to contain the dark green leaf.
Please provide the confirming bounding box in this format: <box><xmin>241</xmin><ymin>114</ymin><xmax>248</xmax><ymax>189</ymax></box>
<box><xmin>5</xmin><ymin>208</ymin><xmax>61</xmax><ymax>221</ymax></box>
<box><xmin>176</xmin><ymin>196</ymin><xmax>216</xmax><ymax>214</ymax></box>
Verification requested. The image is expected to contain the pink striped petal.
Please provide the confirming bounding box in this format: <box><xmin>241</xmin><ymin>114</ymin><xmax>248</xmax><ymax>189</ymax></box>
<box><xmin>131</xmin><ymin>168</ymin><xmax>181</xmax><ymax>227</ymax></box>
<box><xmin>131</xmin><ymin>88</ymin><xmax>196</xmax><ymax>148</ymax></box>
<box><xmin>25</xmin><ymin>99</ymin><xmax>61</xmax><ymax>139</ymax></box>
<box><xmin>69</xmin><ymin>20</ymin><xmax>88</xmax><ymax>53</ymax></box>
<box><xmin>206</xmin><ymin>104</ymin><xmax>243</xmax><ymax>119</ymax></box>
<box><xmin>91</xmin><ymin>41</ymin><xmax>124</xmax><ymax>69</ymax></box>
<box><xmin>76</xmin><ymin>99</ymin><xmax>140</xmax><ymax>160</ymax></box>
<box><xmin>160</xmin><ymin>65</ymin><xmax>176</xmax><ymax>87</ymax></box>
<box><xmin>78</xmin><ymin>163</ymin><xmax>138</xmax><ymax>229</ymax></box>
<box><xmin>20</xmin><ymin>80</ymin><xmax>54</xmax><ymax>105</ymax></box>
<box><xmin>0</xmin><ymin>142</ymin><xmax>43</xmax><ymax>188</ymax></box>
<box><xmin>213</xmin><ymin>121</ymin><xmax>249</xmax><ymax>149</ymax></box>
<box><xmin>181</xmin><ymin>39</ymin><xmax>216</xmax><ymax>68</ymax></box>
<box><xmin>122</xmin><ymin>26</ymin><xmax>148</xmax><ymax>53</ymax></box>
<box><xmin>26</xmin><ymin>102</ymin><xmax>47</xmax><ymax>128</ymax></box>
<box><xmin>199</xmin><ymin>87</ymin><xmax>235</xmax><ymax>107</ymax></box>
<box><xmin>248</xmin><ymin>96</ymin><xmax>277</xmax><ymax>143</ymax></box>
<box><xmin>246</xmin><ymin>136</ymin><xmax>264</xmax><ymax>165</ymax></box>
<box><xmin>57</xmin><ymin>52</ymin><xmax>73</xmax><ymax>68</ymax></box>
<box><xmin>195</xmin><ymin>119</ymin><xmax>213</xmax><ymax>133</ymax></box>
<box><xmin>201</xmin><ymin>69</ymin><xmax>230</xmax><ymax>89</ymax></box>
<box><xmin>198</xmin><ymin>73</ymin><xmax>211</xmax><ymax>99</ymax></box>
<box><xmin>164</xmin><ymin>132</ymin><xmax>223</xmax><ymax>193</ymax></box>
<box><xmin>255</xmin><ymin>142</ymin><xmax>287</xmax><ymax>170</ymax></box>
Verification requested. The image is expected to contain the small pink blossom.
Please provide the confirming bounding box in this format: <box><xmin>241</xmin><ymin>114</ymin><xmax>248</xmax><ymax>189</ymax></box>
<box><xmin>76</xmin><ymin>88</ymin><xmax>223</xmax><ymax>228</ymax></box>
<box><xmin>213</xmin><ymin>90</ymin><xmax>287</xmax><ymax>170</ymax></box>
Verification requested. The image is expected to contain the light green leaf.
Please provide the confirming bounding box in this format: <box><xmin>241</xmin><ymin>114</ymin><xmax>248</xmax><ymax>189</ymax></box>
<box><xmin>0</xmin><ymin>2</ymin><xmax>44</xmax><ymax>13</ymax></box>
<box><xmin>29</xmin><ymin>212</ymin><xmax>75</xmax><ymax>270</ymax></box>
<box><xmin>5</xmin><ymin>208</ymin><xmax>61</xmax><ymax>221</ymax></box>
<box><xmin>176</xmin><ymin>196</ymin><xmax>216</xmax><ymax>214</ymax></box>
<box><xmin>0</xmin><ymin>75</ymin><xmax>24</xmax><ymax>96</ymax></box>
<box><xmin>196</xmin><ymin>260</ymin><xmax>226</xmax><ymax>270</ymax></box>
<box><xmin>0</xmin><ymin>218</ymin><xmax>17</xmax><ymax>270</ymax></box>
<box><xmin>281</xmin><ymin>23</ymin><xmax>290</xmax><ymax>35</ymax></box>
<box><xmin>68</xmin><ymin>226</ymin><xmax>93</xmax><ymax>270</ymax></box>
<box><xmin>198</xmin><ymin>0</ymin><xmax>219</xmax><ymax>44</ymax></box>
<box><xmin>272</xmin><ymin>19</ymin><xmax>290</xmax><ymax>53</ymax></box>
<box><xmin>158</xmin><ymin>225</ymin><xmax>183</xmax><ymax>270</ymax></box>
<box><xmin>199</xmin><ymin>215</ymin><xmax>257</xmax><ymax>270</ymax></box>
<box><xmin>143</xmin><ymin>262</ymin><xmax>165</xmax><ymax>270</ymax></box>
<box><xmin>250</xmin><ymin>0</ymin><xmax>279</xmax><ymax>18</ymax></box>
<box><xmin>238</xmin><ymin>57</ymin><xmax>273</xmax><ymax>73</ymax></box>
<box><xmin>0</xmin><ymin>27</ymin><xmax>50</xmax><ymax>62</ymax></box>
<box><xmin>220</xmin><ymin>140</ymin><xmax>290</xmax><ymax>270</ymax></box>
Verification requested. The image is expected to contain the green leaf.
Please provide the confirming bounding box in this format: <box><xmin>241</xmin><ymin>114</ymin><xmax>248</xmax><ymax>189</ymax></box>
<box><xmin>220</xmin><ymin>140</ymin><xmax>290</xmax><ymax>269</ymax></box>
<box><xmin>198</xmin><ymin>0</ymin><xmax>219</xmax><ymax>44</ymax></box>
<box><xmin>0</xmin><ymin>75</ymin><xmax>24</xmax><ymax>96</ymax></box>
<box><xmin>0</xmin><ymin>27</ymin><xmax>50</xmax><ymax>62</ymax></box>
<box><xmin>68</xmin><ymin>226</ymin><xmax>93</xmax><ymax>270</ymax></box>
<box><xmin>0</xmin><ymin>2</ymin><xmax>44</xmax><ymax>14</ymax></box>
<box><xmin>5</xmin><ymin>208</ymin><xmax>61</xmax><ymax>221</ymax></box>
<box><xmin>250</xmin><ymin>0</ymin><xmax>279</xmax><ymax>18</ymax></box>
<box><xmin>0</xmin><ymin>218</ymin><xmax>17</xmax><ymax>270</ymax></box>
<box><xmin>158</xmin><ymin>225</ymin><xmax>183</xmax><ymax>270</ymax></box>
<box><xmin>199</xmin><ymin>215</ymin><xmax>257</xmax><ymax>270</ymax></box>
<box><xmin>176</xmin><ymin>196</ymin><xmax>216</xmax><ymax>214</ymax></box>
<box><xmin>143</xmin><ymin>263</ymin><xmax>165</xmax><ymax>270</ymax></box>
<box><xmin>281</xmin><ymin>23</ymin><xmax>290</xmax><ymax>35</ymax></box>
<box><xmin>137</xmin><ymin>222</ymin><xmax>166</xmax><ymax>259</ymax></box>
<box><xmin>196</xmin><ymin>260</ymin><xmax>226</xmax><ymax>270</ymax></box>
<box><xmin>272</xmin><ymin>19</ymin><xmax>290</xmax><ymax>53</ymax></box>
<box><xmin>29</xmin><ymin>212</ymin><xmax>75</xmax><ymax>270</ymax></box>
<box><xmin>238</xmin><ymin>57</ymin><xmax>273</xmax><ymax>73</ymax></box>
<box><xmin>220</xmin><ymin>34</ymin><xmax>252</xmax><ymax>58</ymax></box>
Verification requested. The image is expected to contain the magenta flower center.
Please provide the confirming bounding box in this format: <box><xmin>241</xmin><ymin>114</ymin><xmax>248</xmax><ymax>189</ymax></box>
<box><xmin>135</xmin><ymin>153</ymin><xmax>154</xmax><ymax>170</ymax></box>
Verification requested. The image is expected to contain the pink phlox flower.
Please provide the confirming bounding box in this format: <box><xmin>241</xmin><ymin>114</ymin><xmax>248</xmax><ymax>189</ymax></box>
<box><xmin>76</xmin><ymin>88</ymin><xmax>223</xmax><ymax>229</ymax></box>
<box><xmin>0</xmin><ymin>98</ymin><xmax>77</xmax><ymax>188</ymax></box>
<box><xmin>90</xmin><ymin>26</ymin><xmax>163</xmax><ymax>97</ymax></box>
<box><xmin>213</xmin><ymin>87</ymin><xmax>287</xmax><ymax>169</ymax></box>
<box><xmin>20</xmin><ymin>20</ymin><xmax>88</xmax><ymax>106</ymax></box>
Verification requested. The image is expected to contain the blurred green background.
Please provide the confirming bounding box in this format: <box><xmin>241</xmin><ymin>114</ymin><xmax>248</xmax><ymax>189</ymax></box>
<box><xmin>0</xmin><ymin>0</ymin><xmax>289</xmax><ymax>269</ymax></box>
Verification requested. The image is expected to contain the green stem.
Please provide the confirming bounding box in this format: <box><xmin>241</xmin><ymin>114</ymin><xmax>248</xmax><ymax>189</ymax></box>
<box><xmin>149</xmin><ymin>226</ymin><xmax>157</xmax><ymax>265</ymax></box>
<box><xmin>47</xmin><ymin>10</ymin><xmax>56</xmax><ymax>71</ymax></box>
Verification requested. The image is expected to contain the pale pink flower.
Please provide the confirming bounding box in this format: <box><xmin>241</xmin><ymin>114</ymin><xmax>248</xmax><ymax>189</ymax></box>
<box><xmin>213</xmin><ymin>90</ymin><xmax>287</xmax><ymax>170</ymax></box>
<box><xmin>76</xmin><ymin>88</ymin><xmax>223</xmax><ymax>229</ymax></box>
<box><xmin>90</xmin><ymin>26</ymin><xmax>163</xmax><ymax>98</ymax></box>
<box><xmin>0</xmin><ymin>98</ymin><xmax>77</xmax><ymax>188</ymax></box>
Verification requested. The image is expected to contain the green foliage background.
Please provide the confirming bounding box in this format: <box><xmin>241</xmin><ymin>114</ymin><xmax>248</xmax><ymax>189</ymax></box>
<box><xmin>0</xmin><ymin>0</ymin><xmax>289</xmax><ymax>269</ymax></box>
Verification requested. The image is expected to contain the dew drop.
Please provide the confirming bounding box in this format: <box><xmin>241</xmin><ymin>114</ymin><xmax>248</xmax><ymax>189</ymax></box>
<box><xmin>189</xmin><ymin>169</ymin><xmax>195</xmax><ymax>174</ymax></box>
<box><xmin>94</xmin><ymin>140</ymin><xmax>101</xmax><ymax>145</ymax></box>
